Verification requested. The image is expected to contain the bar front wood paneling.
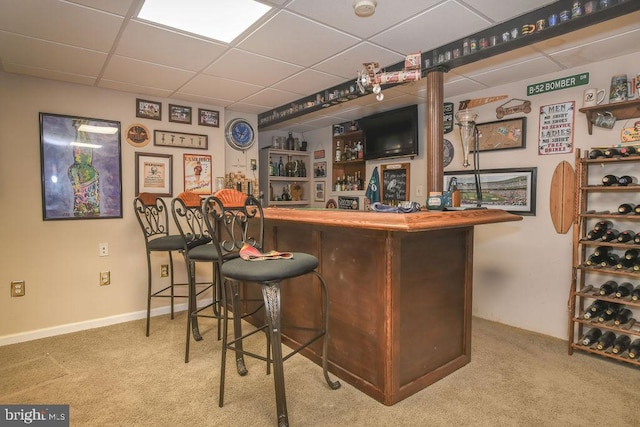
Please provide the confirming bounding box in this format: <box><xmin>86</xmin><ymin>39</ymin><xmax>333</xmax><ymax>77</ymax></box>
<box><xmin>241</xmin><ymin>208</ymin><xmax>521</xmax><ymax>405</ymax></box>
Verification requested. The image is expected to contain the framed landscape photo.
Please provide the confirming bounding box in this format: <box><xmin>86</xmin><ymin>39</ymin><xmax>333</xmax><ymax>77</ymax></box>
<box><xmin>198</xmin><ymin>108</ymin><xmax>219</xmax><ymax>127</ymax></box>
<box><xmin>444</xmin><ymin>167</ymin><xmax>537</xmax><ymax>215</ymax></box>
<box><xmin>476</xmin><ymin>117</ymin><xmax>526</xmax><ymax>152</ymax></box>
<box><xmin>136</xmin><ymin>98</ymin><xmax>162</xmax><ymax>121</ymax></box>
<box><xmin>135</xmin><ymin>152</ymin><xmax>172</xmax><ymax>197</ymax></box>
<box><xmin>169</xmin><ymin>104</ymin><xmax>192</xmax><ymax>124</ymax></box>
<box><xmin>39</xmin><ymin>112</ymin><xmax>123</xmax><ymax>220</ymax></box>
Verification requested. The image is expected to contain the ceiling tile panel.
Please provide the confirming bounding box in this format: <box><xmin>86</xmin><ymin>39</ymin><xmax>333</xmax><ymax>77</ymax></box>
<box><xmin>101</xmin><ymin>55</ymin><xmax>195</xmax><ymax>90</ymax></box>
<box><xmin>204</xmin><ymin>49</ymin><xmax>303</xmax><ymax>86</ymax></box>
<box><xmin>98</xmin><ymin>79</ymin><xmax>174</xmax><ymax>98</ymax></box>
<box><xmin>461</xmin><ymin>0</ymin><xmax>555</xmax><ymax>22</ymax></box>
<box><xmin>178</xmin><ymin>74</ymin><xmax>263</xmax><ymax>101</ymax></box>
<box><xmin>66</xmin><ymin>0</ymin><xmax>136</xmax><ymax>16</ymax></box>
<box><xmin>466</xmin><ymin>56</ymin><xmax>563</xmax><ymax>87</ymax></box>
<box><xmin>272</xmin><ymin>69</ymin><xmax>345</xmax><ymax>96</ymax></box>
<box><xmin>549</xmin><ymin>29</ymin><xmax>640</xmax><ymax>69</ymax></box>
<box><xmin>240</xmin><ymin>87</ymin><xmax>303</xmax><ymax>109</ymax></box>
<box><xmin>314</xmin><ymin>42</ymin><xmax>405</xmax><ymax>80</ymax></box>
<box><xmin>3</xmin><ymin>63</ymin><xmax>97</xmax><ymax>86</ymax></box>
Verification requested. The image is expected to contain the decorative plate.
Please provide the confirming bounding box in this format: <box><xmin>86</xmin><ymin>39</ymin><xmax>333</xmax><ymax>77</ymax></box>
<box><xmin>225</xmin><ymin>118</ymin><xmax>255</xmax><ymax>150</ymax></box>
<box><xmin>125</xmin><ymin>123</ymin><xmax>150</xmax><ymax>148</ymax></box>
<box><xmin>443</xmin><ymin>138</ymin><xmax>454</xmax><ymax>167</ymax></box>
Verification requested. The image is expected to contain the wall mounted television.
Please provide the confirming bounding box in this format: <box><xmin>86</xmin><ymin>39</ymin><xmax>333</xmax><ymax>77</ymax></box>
<box><xmin>361</xmin><ymin>104</ymin><xmax>418</xmax><ymax>160</ymax></box>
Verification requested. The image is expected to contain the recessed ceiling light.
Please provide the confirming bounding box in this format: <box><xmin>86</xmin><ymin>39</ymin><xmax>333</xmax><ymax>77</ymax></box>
<box><xmin>137</xmin><ymin>0</ymin><xmax>271</xmax><ymax>43</ymax></box>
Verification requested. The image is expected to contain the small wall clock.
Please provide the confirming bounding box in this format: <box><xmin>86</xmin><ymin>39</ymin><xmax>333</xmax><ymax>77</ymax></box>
<box><xmin>225</xmin><ymin>118</ymin><xmax>255</xmax><ymax>150</ymax></box>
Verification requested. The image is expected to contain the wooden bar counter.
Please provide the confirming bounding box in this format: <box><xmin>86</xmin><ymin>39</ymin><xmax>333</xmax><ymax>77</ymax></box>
<box><xmin>245</xmin><ymin>207</ymin><xmax>521</xmax><ymax>405</ymax></box>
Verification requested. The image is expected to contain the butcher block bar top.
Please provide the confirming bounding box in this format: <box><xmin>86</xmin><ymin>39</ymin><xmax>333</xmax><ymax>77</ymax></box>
<box><xmin>248</xmin><ymin>207</ymin><xmax>522</xmax><ymax>405</ymax></box>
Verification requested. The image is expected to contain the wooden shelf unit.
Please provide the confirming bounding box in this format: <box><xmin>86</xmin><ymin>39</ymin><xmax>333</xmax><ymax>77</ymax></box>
<box><xmin>332</xmin><ymin>130</ymin><xmax>365</xmax><ymax>193</ymax></box>
<box><xmin>579</xmin><ymin>98</ymin><xmax>640</xmax><ymax>135</ymax></box>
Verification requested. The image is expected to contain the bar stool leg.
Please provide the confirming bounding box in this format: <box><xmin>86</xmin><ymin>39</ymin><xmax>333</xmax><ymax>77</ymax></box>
<box><xmin>229</xmin><ymin>280</ymin><xmax>248</xmax><ymax>376</ymax></box>
<box><xmin>262</xmin><ymin>282</ymin><xmax>289</xmax><ymax>427</ymax></box>
<box><xmin>168</xmin><ymin>251</ymin><xmax>175</xmax><ymax>320</ymax></box>
<box><xmin>145</xmin><ymin>251</ymin><xmax>153</xmax><ymax>337</ymax></box>
<box><xmin>313</xmin><ymin>272</ymin><xmax>341</xmax><ymax>390</ymax></box>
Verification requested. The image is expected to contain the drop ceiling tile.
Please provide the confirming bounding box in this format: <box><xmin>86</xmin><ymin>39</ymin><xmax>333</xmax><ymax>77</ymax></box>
<box><xmin>0</xmin><ymin>0</ymin><xmax>123</xmax><ymax>52</ymax></box>
<box><xmin>3</xmin><ymin>63</ymin><xmax>96</xmax><ymax>86</ymax></box>
<box><xmin>102</xmin><ymin>55</ymin><xmax>195</xmax><ymax>90</ymax></box>
<box><xmin>466</xmin><ymin>56</ymin><xmax>563</xmax><ymax>87</ymax></box>
<box><xmin>66</xmin><ymin>0</ymin><xmax>136</xmax><ymax>16</ymax></box>
<box><xmin>237</xmin><ymin>11</ymin><xmax>359</xmax><ymax>67</ymax></box>
<box><xmin>241</xmin><ymin>87</ymin><xmax>302</xmax><ymax>109</ymax></box>
<box><xmin>98</xmin><ymin>79</ymin><xmax>174</xmax><ymax>98</ymax></box>
<box><xmin>549</xmin><ymin>29</ymin><xmax>640</xmax><ymax>69</ymax></box>
<box><xmin>453</xmin><ymin>46</ymin><xmax>544</xmax><ymax>77</ymax></box>
<box><xmin>314</xmin><ymin>42</ymin><xmax>405</xmax><ymax>80</ymax></box>
<box><xmin>171</xmin><ymin>92</ymin><xmax>234</xmax><ymax>107</ymax></box>
<box><xmin>204</xmin><ymin>49</ymin><xmax>303</xmax><ymax>86</ymax></box>
<box><xmin>443</xmin><ymin>76</ymin><xmax>489</xmax><ymax>98</ymax></box>
<box><xmin>371</xmin><ymin>2</ymin><xmax>492</xmax><ymax>54</ymax></box>
<box><xmin>462</xmin><ymin>0</ymin><xmax>555</xmax><ymax>22</ymax></box>
<box><xmin>179</xmin><ymin>74</ymin><xmax>263</xmax><ymax>101</ymax></box>
<box><xmin>116</xmin><ymin>21</ymin><xmax>227</xmax><ymax>71</ymax></box>
<box><xmin>272</xmin><ymin>69</ymin><xmax>344</xmax><ymax>96</ymax></box>
<box><xmin>227</xmin><ymin>103</ymin><xmax>272</xmax><ymax>115</ymax></box>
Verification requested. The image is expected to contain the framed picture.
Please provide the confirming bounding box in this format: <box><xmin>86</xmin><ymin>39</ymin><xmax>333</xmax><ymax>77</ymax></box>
<box><xmin>136</xmin><ymin>98</ymin><xmax>162</xmax><ymax>121</ymax></box>
<box><xmin>475</xmin><ymin>117</ymin><xmax>526</xmax><ymax>152</ymax></box>
<box><xmin>198</xmin><ymin>108</ymin><xmax>219</xmax><ymax>127</ymax></box>
<box><xmin>135</xmin><ymin>152</ymin><xmax>172</xmax><ymax>197</ymax></box>
<box><xmin>444</xmin><ymin>167</ymin><xmax>537</xmax><ymax>215</ymax></box>
<box><xmin>169</xmin><ymin>104</ymin><xmax>192</xmax><ymax>124</ymax></box>
<box><xmin>314</xmin><ymin>149</ymin><xmax>325</xmax><ymax>159</ymax></box>
<box><xmin>314</xmin><ymin>181</ymin><xmax>325</xmax><ymax>202</ymax></box>
<box><xmin>183</xmin><ymin>153</ymin><xmax>212</xmax><ymax>195</ymax></box>
<box><xmin>314</xmin><ymin>161</ymin><xmax>327</xmax><ymax>178</ymax></box>
<box><xmin>381</xmin><ymin>163</ymin><xmax>410</xmax><ymax>203</ymax></box>
<box><xmin>39</xmin><ymin>112</ymin><xmax>122</xmax><ymax>220</ymax></box>
<box><xmin>154</xmin><ymin>130</ymin><xmax>208</xmax><ymax>150</ymax></box>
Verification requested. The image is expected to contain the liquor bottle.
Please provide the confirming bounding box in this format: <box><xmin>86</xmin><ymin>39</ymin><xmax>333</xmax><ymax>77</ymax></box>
<box><xmin>286</xmin><ymin>132</ymin><xmax>295</xmax><ymax>151</ymax></box>
<box><xmin>617</xmin><ymin>175</ymin><xmax>637</xmax><ymax>186</ymax></box>
<box><xmin>593</xmin><ymin>220</ymin><xmax>613</xmax><ymax>232</ymax></box>
<box><xmin>601</xmin><ymin>229</ymin><xmax>620</xmax><ymax>242</ymax></box>
<box><xmin>588</xmin><ymin>149</ymin><xmax>605</xmax><ymax>159</ymax></box>
<box><xmin>581</xmin><ymin>328</ymin><xmax>602</xmax><ymax>346</ymax></box>
<box><xmin>619</xmin><ymin>146</ymin><xmax>637</xmax><ymax>156</ymax></box>
<box><xmin>583</xmin><ymin>300</ymin><xmax>606</xmax><ymax>320</ymax></box>
<box><xmin>628</xmin><ymin>338</ymin><xmax>640</xmax><ymax>359</ymax></box>
<box><xmin>598</xmin><ymin>280</ymin><xmax>618</xmax><ymax>296</ymax></box>
<box><xmin>278</xmin><ymin>156</ymin><xmax>284</xmax><ymax>177</ymax></box>
<box><xmin>335</xmin><ymin>140</ymin><xmax>342</xmax><ymax>162</ymax></box>
<box><xmin>617</xmin><ymin>230</ymin><xmax>636</xmax><ymax>243</ymax></box>
<box><xmin>601</xmin><ymin>174</ymin><xmax>618</xmax><ymax>186</ymax></box>
<box><xmin>611</xmin><ymin>335</ymin><xmax>631</xmax><ymax>354</ymax></box>
<box><xmin>335</xmin><ymin>177</ymin><xmax>342</xmax><ymax>192</ymax></box>
<box><xmin>632</xmin><ymin>285</ymin><xmax>640</xmax><ymax>301</ymax></box>
<box><xmin>603</xmin><ymin>148</ymin><xmax>621</xmax><ymax>158</ymax></box>
<box><xmin>596</xmin><ymin>331</ymin><xmax>616</xmax><ymax>350</ymax></box>
<box><xmin>613</xmin><ymin>308</ymin><xmax>633</xmax><ymax>325</ymax></box>
<box><xmin>618</xmin><ymin>203</ymin><xmax>636</xmax><ymax>214</ymax></box>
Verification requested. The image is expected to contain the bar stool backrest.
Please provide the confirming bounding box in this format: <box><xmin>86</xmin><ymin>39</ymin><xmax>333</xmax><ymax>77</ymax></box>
<box><xmin>171</xmin><ymin>191</ymin><xmax>212</xmax><ymax>249</ymax></box>
<box><xmin>133</xmin><ymin>192</ymin><xmax>171</xmax><ymax>242</ymax></box>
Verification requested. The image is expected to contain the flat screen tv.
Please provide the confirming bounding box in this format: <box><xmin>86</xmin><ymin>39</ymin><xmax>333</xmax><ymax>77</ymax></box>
<box><xmin>361</xmin><ymin>104</ymin><xmax>418</xmax><ymax>160</ymax></box>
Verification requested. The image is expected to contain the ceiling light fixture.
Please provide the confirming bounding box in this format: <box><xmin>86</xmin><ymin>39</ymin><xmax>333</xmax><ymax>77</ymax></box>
<box><xmin>353</xmin><ymin>0</ymin><xmax>377</xmax><ymax>18</ymax></box>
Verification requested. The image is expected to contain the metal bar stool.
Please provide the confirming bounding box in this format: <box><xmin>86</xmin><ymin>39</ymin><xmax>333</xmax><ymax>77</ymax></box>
<box><xmin>133</xmin><ymin>193</ymin><xmax>189</xmax><ymax>337</ymax></box>
<box><xmin>203</xmin><ymin>191</ymin><xmax>341</xmax><ymax>427</ymax></box>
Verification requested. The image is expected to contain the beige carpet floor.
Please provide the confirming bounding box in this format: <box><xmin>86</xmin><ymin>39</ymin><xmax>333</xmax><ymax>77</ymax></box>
<box><xmin>1</xmin><ymin>314</ymin><xmax>638</xmax><ymax>426</ymax></box>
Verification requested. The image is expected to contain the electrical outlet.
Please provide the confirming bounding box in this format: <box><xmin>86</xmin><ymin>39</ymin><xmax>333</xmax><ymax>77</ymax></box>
<box><xmin>416</xmin><ymin>185</ymin><xmax>424</xmax><ymax>197</ymax></box>
<box><xmin>11</xmin><ymin>280</ymin><xmax>25</xmax><ymax>297</ymax></box>
<box><xmin>160</xmin><ymin>264</ymin><xmax>169</xmax><ymax>277</ymax></box>
<box><xmin>250</xmin><ymin>159</ymin><xmax>257</xmax><ymax>170</ymax></box>
<box><xmin>100</xmin><ymin>271</ymin><xmax>111</xmax><ymax>286</ymax></box>
<box><xmin>99</xmin><ymin>242</ymin><xmax>109</xmax><ymax>257</ymax></box>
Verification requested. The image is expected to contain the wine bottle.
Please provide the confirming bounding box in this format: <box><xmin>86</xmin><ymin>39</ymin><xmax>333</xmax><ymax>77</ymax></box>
<box><xmin>615</xmin><ymin>257</ymin><xmax>635</xmax><ymax>270</ymax></box>
<box><xmin>632</xmin><ymin>285</ymin><xmax>640</xmax><ymax>301</ymax></box>
<box><xmin>634</xmin><ymin>232</ymin><xmax>640</xmax><ymax>244</ymax></box>
<box><xmin>617</xmin><ymin>175</ymin><xmax>638</xmax><ymax>186</ymax></box>
<box><xmin>612</xmin><ymin>335</ymin><xmax>631</xmax><ymax>354</ymax></box>
<box><xmin>619</xmin><ymin>146</ymin><xmax>637</xmax><ymax>157</ymax></box>
<box><xmin>603</xmin><ymin>148</ymin><xmax>620</xmax><ymax>158</ymax></box>
<box><xmin>617</xmin><ymin>230</ymin><xmax>636</xmax><ymax>243</ymax></box>
<box><xmin>581</xmin><ymin>328</ymin><xmax>602</xmax><ymax>346</ymax></box>
<box><xmin>593</xmin><ymin>220</ymin><xmax>613</xmax><ymax>232</ymax></box>
<box><xmin>586</xmin><ymin>228</ymin><xmax>605</xmax><ymax>240</ymax></box>
<box><xmin>624</xmin><ymin>249</ymin><xmax>639</xmax><ymax>260</ymax></box>
<box><xmin>635</xmin><ymin>206</ymin><xmax>640</xmax><ymax>215</ymax></box>
<box><xmin>286</xmin><ymin>131</ymin><xmax>295</xmax><ymax>151</ymax></box>
<box><xmin>588</xmin><ymin>149</ymin><xmax>605</xmax><ymax>159</ymax></box>
<box><xmin>597</xmin><ymin>302</ymin><xmax>621</xmax><ymax>322</ymax></box>
<box><xmin>598</xmin><ymin>280</ymin><xmax>618</xmax><ymax>296</ymax></box>
<box><xmin>596</xmin><ymin>331</ymin><xmax>616</xmax><ymax>350</ymax></box>
<box><xmin>593</xmin><ymin>246</ymin><xmax>610</xmax><ymax>257</ymax></box>
<box><xmin>604</xmin><ymin>302</ymin><xmax>622</xmax><ymax>315</ymax></box>
<box><xmin>613</xmin><ymin>308</ymin><xmax>633</xmax><ymax>325</ymax></box>
<box><xmin>617</xmin><ymin>203</ymin><xmax>636</xmax><ymax>214</ymax></box>
<box><xmin>583</xmin><ymin>300</ymin><xmax>606</xmax><ymax>320</ymax></box>
<box><xmin>601</xmin><ymin>174</ymin><xmax>618</xmax><ymax>186</ymax></box>
<box><xmin>600</xmin><ymin>253</ymin><xmax>620</xmax><ymax>267</ymax></box>
<box><xmin>601</xmin><ymin>229</ymin><xmax>620</xmax><ymax>242</ymax></box>
<box><xmin>628</xmin><ymin>339</ymin><xmax>640</xmax><ymax>359</ymax></box>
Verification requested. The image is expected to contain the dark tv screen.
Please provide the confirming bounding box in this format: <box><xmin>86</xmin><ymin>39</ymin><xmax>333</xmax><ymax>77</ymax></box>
<box><xmin>361</xmin><ymin>105</ymin><xmax>418</xmax><ymax>160</ymax></box>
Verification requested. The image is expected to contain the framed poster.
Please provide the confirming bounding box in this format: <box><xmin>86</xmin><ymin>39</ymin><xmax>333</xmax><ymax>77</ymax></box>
<box><xmin>314</xmin><ymin>181</ymin><xmax>325</xmax><ymax>202</ymax></box>
<box><xmin>135</xmin><ymin>152</ymin><xmax>172</xmax><ymax>197</ymax></box>
<box><xmin>476</xmin><ymin>117</ymin><xmax>526</xmax><ymax>152</ymax></box>
<box><xmin>314</xmin><ymin>161</ymin><xmax>327</xmax><ymax>178</ymax></box>
<box><xmin>198</xmin><ymin>108</ymin><xmax>219</xmax><ymax>127</ymax></box>
<box><xmin>136</xmin><ymin>98</ymin><xmax>161</xmax><ymax>120</ymax></box>
<box><xmin>183</xmin><ymin>153</ymin><xmax>212</xmax><ymax>195</ymax></box>
<box><xmin>539</xmin><ymin>101</ymin><xmax>575</xmax><ymax>155</ymax></box>
<box><xmin>381</xmin><ymin>163</ymin><xmax>410</xmax><ymax>203</ymax></box>
<box><xmin>39</xmin><ymin>113</ymin><xmax>122</xmax><ymax>220</ymax></box>
<box><xmin>169</xmin><ymin>104</ymin><xmax>192</xmax><ymax>124</ymax></box>
<box><xmin>444</xmin><ymin>167</ymin><xmax>537</xmax><ymax>215</ymax></box>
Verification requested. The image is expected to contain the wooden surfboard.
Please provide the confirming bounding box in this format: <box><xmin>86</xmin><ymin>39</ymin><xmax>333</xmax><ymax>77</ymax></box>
<box><xmin>550</xmin><ymin>161</ymin><xmax>575</xmax><ymax>234</ymax></box>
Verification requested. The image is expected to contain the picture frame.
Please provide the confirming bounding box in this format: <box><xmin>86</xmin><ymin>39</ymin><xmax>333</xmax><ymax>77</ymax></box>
<box><xmin>198</xmin><ymin>108</ymin><xmax>219</xmax><ymax>127</ymax></box>
<box><xmin>314</xmin><ymin>149</ymin><xmax>325</xmax><ymax>159</ymax></box>
<box><xmin>183</xmin><ymin>153</ymin><xmax>212</xmax><ymax>195</ymax></box>
<box><xmin>39</xmin><ymin>112</ymin><xmax>122</xmax><ymax>220</ymax></box>
<box><xmin>444</xmin><ymin>167</ymin><xmax>537</xmax><ymax>215</ymax></box>
<box><xmin>135</xmin><ymin>152</ymin><xmax>173</xmax><ymax>197</ymax></box>
<box><xmin>475</xmin><ymin>117</ymin><xmax>526</xmax><ymax>152</ymax></box>
<box><xmin>314</xmin><ymin>161</ymin><xmax>327</xmax><ymax>178</ymax></box>
<box><xmin>381</xmin><ymin>163</ymin><xmax>410</xmax><ymax>203</ymax></box>
<box><xmin>136</xmin><ymin>98</ymin><xmax>162</xmax><ymax>121</ymax></box>
<box><xmin>169</xmin><ymin>104</ymin><xmax>192</xmax><ymax>124</ymax></box>
<box><xmin>314</xmin><ymin>181</ymin><xmax>325</xmax><ymax>202</ymax></box>
<box><xmin>154</xmin><ymin>130</ymin><xmax>208</xmax><ymax>150</ymax></box>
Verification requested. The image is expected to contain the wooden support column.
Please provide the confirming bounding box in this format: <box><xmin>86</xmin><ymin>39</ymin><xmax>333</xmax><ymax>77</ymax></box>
<box><xmin>425</xmin><ymin>66</ymin><xmax>448</xmax><ymax>194</ymax></box>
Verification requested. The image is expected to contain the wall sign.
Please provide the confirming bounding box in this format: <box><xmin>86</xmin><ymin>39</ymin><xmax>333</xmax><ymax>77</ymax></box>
<box><xmin>338</xmin><ymin>196</ymin><xmax>359</xmax><ymax>210</ymax></box>
<box><xmin>443</xmin><ymin>102</ymin><xmax>454</xmax><ymax>134</ymax></box>
<box><xmin>381</xmin><ymin>163</ymin><xmax>410</xmax><ymax>203</ymax></box>
<box><xmin>539</xmin><ymin>101</ymin><xmax>575</xmax><ymax>155</ymax></box>
<box><xmin>527</xmin><ymin>72</ymin><xmax>589</xmax><ymax>96</ymax></box>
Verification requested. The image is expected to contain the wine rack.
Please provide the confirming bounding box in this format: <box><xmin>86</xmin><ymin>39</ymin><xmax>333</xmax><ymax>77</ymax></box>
<box><xmin>569</xmin><ymin>148</ymin><xmax>640</xmax><ymax>367</ymax></box>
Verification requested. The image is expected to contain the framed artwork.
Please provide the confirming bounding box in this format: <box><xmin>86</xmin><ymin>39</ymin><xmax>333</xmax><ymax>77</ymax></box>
<box><xmin>476</xmin><ymin>117</ymin><xmax>526</xmax><ymax>152</ymax></box>
<box><xmin>381</xmin><ymin>163</ymin><xmax>410</xmax><ymax>203</ymax></box>
<box><xmin>39</xmin><ymin>112</ymin><xmax>122</xmax><ymax>220</ymax></box>
<box><xmin>198</xmin><ymin>108</ymin><xmax>220</xmax><ymax>127</ymax></box>
<box><xmin>444</xmin><ymin>167</ymin><xmax>537</xmax><ymax>215</ymax></box>
<box><xmin>154</xmin><ymin>130</ymin><xmax>208</xmax><ymax>150</ymax></box>
<box><xmin>314</xmin><ymin>161</ymin><xmax>327</xmax><ymax>178</ymax></box>
<box><xmin>135</xmin><ymin>152</ymin><xmax>172</xmax><ymax>197</ymax></box>
<box><xmin>183</xmin><ymin>153</ymin><xmax>212</xmax><ymax>195</ymax></box>
<box><xmin>169</xmin><ymin>104</ymin><xmax>192</xmax><ymax>124</ymax></box>
<box><xmin>314</xmin><ymin>181</ymin><xmax>325</xmax><ymax>202</ymax></box>
<box><xmin>136</xmin><ymin>98</ymin><xmax>162</xmax><ymax>121</ymax></box>
<box><xmin>314</xmin><ymin>149</ymin><xmax>325</xmax><ymax>159</ymax></box>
